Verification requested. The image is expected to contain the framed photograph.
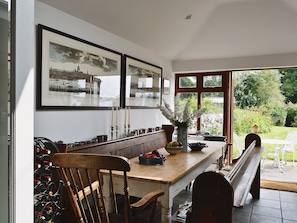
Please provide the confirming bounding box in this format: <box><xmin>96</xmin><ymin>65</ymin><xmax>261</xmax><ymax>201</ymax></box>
<box><xmin>163</xmin><ymin>79</ymin><xmax>170</xmax><ymax>95</ymax></box>
<box><xmin>124</xmin><ymin>55</ymin><xmax>162</xmax><ymax>108</ymax></box>
<box><xmin>37</xmin><ymin>24</ymin><xmax>122</xmax><ymax>110</ymax></box>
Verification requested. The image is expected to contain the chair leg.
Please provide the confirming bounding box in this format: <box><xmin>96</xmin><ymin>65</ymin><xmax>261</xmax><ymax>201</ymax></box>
<box><xmin>148</xmin><ymin>200</ymin><xmax>158</xmax><ymax>223</ymax></box>
<box><xmin>293</xmin><ymin>151</ymin><xmax>296</xmax><ymax>171</ymax></box>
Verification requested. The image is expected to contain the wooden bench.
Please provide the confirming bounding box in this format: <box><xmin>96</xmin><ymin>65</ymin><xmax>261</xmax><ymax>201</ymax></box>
<box><xmin>65</xmin><ymin>129</ymin><xmax>171</xmax><ymax>158</ymax></box>
<box><xmin>186</xmin><ymin>133</ymin><xmax>264</xmax><ymax>223</ymax></box>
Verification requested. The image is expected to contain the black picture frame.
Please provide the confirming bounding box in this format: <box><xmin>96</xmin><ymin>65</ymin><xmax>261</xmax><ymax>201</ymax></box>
<box><xmin>37</xmin><ymin>24</ymin><xmax>122</xmax><ymax>110</ymax></box>
<box><xmin>123</xmin><ymin>55</ymin><xmax>162</xmax><ymax>108</ymax></box>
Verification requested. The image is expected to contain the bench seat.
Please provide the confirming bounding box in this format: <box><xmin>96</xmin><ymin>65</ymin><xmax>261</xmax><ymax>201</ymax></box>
<box><xmin>186</xmin><ymin>133</ymin><xmax>264</xmax><ymax>223</ymax></box>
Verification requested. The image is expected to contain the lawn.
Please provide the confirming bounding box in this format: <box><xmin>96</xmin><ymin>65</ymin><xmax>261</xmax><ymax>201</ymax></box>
<box><xmin>236</xmin><ymin>126</ymin><xmax>297</xmax><ymax>162</ymax></box>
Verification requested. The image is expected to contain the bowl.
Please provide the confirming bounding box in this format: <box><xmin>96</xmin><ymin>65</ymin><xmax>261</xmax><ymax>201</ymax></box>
<box><xmin>188</xmin><ymin>142</ymin><xmax>208</xmax><ymax>151</ymax></box>
<box><xmin>165</xmin><ymin>146</ymin><xmax>183</xmax><ymax>155</ymax></box>
<box><xmin>139</xmin><ymin>154</ymin><xmax>165</xmax><ymax>165</ymax></box>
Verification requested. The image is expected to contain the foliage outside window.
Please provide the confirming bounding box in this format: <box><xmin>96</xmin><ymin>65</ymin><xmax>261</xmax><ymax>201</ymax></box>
<box><xmin>175</xmin><ymin>73</ymin><xmax>228</xmax><ymax>135</ymax></box>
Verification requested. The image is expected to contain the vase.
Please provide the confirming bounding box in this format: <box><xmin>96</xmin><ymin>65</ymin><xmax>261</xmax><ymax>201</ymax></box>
<box><xmin>177</xmin><ymin>125</ymin><xmax>188</xmax><ymax>152</ymax></box>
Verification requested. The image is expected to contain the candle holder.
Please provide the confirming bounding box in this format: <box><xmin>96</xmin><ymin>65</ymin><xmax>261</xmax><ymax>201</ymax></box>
<box><xmin>124</xmin><ymin>124</ymin><xmax>127</xmax><ymax>137</ymax></box>
<box><xmin>111</xmin><ymin>126</ymin><xmax>114</xmax><ymax>140</ymax></box>
<box><xmin>116</xmin><ymin>125</ymin><xmax>119</xmax><ymax>139</ymax></box>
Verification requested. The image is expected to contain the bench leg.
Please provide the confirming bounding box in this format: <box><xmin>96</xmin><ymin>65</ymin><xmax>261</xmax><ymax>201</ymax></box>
<box><xmin>250</xmin><ymin>163</ymin><xmax>260</xmax><ymax>199</ymax></box>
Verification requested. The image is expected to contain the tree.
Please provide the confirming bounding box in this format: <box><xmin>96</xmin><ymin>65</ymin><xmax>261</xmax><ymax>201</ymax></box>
<box><xmin>234</xmin><ymin>70</ymin><xmax>285</xmax><ymax>109</ymax></box>
<box><xmin>234</xmin><ymin>70</ymin><xmax>286</xmax><ymax>126</ymax></box>
<box><xmin>280</xmin><ymin>69</ymin><xmax>297</xmax><ymax>103</ymax></box>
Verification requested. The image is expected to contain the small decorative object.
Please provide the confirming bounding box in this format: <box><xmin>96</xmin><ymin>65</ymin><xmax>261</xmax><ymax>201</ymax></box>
<box><xmin>188</xmin><ymin>142</ymin><xmax>208</xmax><ymax>151</ymax></box>
<box><xmin>252</xmin><ymin>124</ymin><xmax>259</xmax><ymax>133</ymax></box>
<box><xmin>139</xmin><ymin>150</ymin><xmax>165</xmax><ymax>165</ymax></box>
<box><xmin>158</xmin><ymin>97</ymin><xmax>205</xmax><ymax>152</ymax></box>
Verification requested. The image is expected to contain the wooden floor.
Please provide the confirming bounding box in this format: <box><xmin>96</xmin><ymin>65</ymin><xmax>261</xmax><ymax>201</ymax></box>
<box><xmin>261</xmin><ymin>159</ymin><xmax>297</xmax><ymax>192</ymax></box>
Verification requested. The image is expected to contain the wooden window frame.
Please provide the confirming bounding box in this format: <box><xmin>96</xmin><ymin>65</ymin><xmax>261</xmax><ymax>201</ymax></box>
<box><xmin>175</xmin><ymin>71</ymin><xmax>233</xmax><ymax>163</ymax></box>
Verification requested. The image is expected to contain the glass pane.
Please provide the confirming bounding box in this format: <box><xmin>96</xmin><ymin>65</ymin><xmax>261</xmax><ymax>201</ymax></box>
<box><xmin>201</xmin><ymin>92</ymin><xmax>224</xmax><ymax>135</ymax></box>
<box><xmin>176</xmin><ymin>93</ymin><xmax>198</xmax><ymax>134</ymax></box>
<box><xmin>176</xmin><ymin>92</ymin><xmax>198</xmax><ymax>110</ymax></box>
<box><xmin>0</xmin><ymin>0</ymin><xmax>9</xmax><ymax>222</ymax></box>
<box><xmin>179</xmin><ymin>76</ymin><xmax>196</xmax><ymax>88</ymax></box>
<box><xmin>203</xmin><ymin>75</ymin><xmax>222</xmax><ymax>88</ymax></box>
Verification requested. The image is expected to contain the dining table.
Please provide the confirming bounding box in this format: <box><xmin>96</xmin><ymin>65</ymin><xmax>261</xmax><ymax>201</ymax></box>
<box><xmin>103</xmin><ymin>139</ymin><xmax>226</xmax><ymax>223</ymax></box>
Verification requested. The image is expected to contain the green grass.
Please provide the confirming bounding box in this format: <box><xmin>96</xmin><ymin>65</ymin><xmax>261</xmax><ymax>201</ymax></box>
<box><xmin>236</xmin><ymin>126</ymin><xmax>297</xmax><ymax>161</ymax></box>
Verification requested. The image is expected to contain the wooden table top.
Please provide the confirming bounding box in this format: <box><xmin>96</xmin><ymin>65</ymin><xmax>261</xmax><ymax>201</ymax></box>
<box><xmin>125</xmin><ymin>140</ymin><xmax>226</xmax><ymax>184</ymax></box>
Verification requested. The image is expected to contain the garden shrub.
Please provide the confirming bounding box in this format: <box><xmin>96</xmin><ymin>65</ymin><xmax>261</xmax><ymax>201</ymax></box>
<box><xmin>258</xmin><ymin>102</ymin><xmax>287</xmax><ymax>126</ymax></box>
<box><xmin>285</xmin><ymin>102</ymin><xmax>297</xmax><ymax>127</ymax></box>
<box><xmin>234</xmin><ymin>108</ymin><xmax>272</xmax><ymax>134</ymax></box>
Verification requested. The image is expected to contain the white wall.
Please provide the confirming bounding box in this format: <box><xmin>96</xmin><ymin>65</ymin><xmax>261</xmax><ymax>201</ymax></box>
<box><xmin>35</xmin><ymin>2</ymin><xmax>173</xmax><ymax>143</ymax></box>
<box><xmin>36</xmin><ymin>2</ymin><xmax>297</xmax><ymax>143</ymax></box>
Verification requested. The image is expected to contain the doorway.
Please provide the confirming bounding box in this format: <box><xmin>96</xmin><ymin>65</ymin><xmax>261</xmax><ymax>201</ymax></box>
<box><xmin>0</xmin><ymin>0</ymin><xmax>10</xmax><ymax>222</ymax></box>
<box><xmin>233</xmin><ymin>69</ymin><xmax>297</xmax><ymax>191</ymax></box>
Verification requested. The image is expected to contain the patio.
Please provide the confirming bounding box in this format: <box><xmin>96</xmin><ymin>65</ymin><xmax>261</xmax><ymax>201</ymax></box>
<box><xmin>261</xmin><ymin>159</ymin><xmax>297</xmax><ymax>192</ymax></box>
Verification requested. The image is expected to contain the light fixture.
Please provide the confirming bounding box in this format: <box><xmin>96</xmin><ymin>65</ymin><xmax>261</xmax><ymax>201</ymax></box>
<box><xmin>185</xmin><ymin>14</ymin><xmax>192</xmax><ymax>20</ymax></box>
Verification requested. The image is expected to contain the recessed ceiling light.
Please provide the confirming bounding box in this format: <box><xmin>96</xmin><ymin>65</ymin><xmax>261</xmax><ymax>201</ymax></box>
<box><xmin>185</xmin><ymin>14</ymin><xmax>192</xmax><ymax>20</ymax></box>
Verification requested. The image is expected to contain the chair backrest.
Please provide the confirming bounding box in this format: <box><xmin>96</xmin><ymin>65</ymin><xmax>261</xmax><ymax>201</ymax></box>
<box><xmin>285</xmin><ymin>131</ymin><xmax>297</xmax><ymax>151</ymax></box>
<box><xmin>53</xmin><ymin>153</ymin><xmax>132</xmax><ymax>223</ymax></box>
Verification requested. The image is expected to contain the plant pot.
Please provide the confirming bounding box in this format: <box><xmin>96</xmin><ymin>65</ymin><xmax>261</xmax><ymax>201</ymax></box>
<box><xmin>177</xmin><ymin>126</ymin><xmax>188</xmax><ymax>152</ymax></box>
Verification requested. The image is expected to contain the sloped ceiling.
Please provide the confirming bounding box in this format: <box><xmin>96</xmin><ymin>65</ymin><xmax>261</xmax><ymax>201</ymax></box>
<box><xmin>38</xmin><ymin>0</ymin><xmax>297</xmax><ymax>61</ymax></box>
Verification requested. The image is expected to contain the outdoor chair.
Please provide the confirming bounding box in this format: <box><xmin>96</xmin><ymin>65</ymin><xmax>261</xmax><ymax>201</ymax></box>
<box><xmin>233</xmin><ymin>132</ymin><xmax>244</xmax><ymax>159</ymax></box>
<box><xmin>53</xmin><ymin>153</ymin><xmax>164</xmax><ymax>223</ymax></box>
<box><xmin>278</xmin><ymin>131</ymin><xmax>297</xmax><ymax>169</ymax></box>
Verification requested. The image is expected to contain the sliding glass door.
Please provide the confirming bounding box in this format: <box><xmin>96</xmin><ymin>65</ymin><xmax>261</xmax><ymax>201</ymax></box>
<box><xmin>0</xmin><ymin>0</ymin><xmax>10</xmax><ymax>222</ymax></box>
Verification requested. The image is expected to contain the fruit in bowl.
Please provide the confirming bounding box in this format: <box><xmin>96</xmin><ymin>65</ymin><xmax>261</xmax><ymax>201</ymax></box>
<box><xmin>165</xmin><ymin>141</ymin><xmax>183</xmax><ymax>155</ymax></box>
<box><xmin>139</xmin><ymin>150</ymin><xmax>165</xmax><ymax>165</ymax></box>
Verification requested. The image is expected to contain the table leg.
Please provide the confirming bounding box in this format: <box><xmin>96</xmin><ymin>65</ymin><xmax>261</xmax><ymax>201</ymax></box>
<box><xmin>160</xmin><ymin>194</ymin><xmax>172</xmax><ymax>223</ymax></box>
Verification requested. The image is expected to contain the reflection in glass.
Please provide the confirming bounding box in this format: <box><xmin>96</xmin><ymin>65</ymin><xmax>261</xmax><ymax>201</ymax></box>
<box><xmin>39</xmin><ymin>25</ymin><xmax>122</xmax><ymax>108</ymax></box>
<box><xmin>125</xmin><ymin>56</ymin><xmax>162</xmax><ymax>107</ymax></box>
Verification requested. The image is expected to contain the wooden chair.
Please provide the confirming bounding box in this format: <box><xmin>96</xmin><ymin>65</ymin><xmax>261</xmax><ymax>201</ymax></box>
<box><xmin>53</xmin><ymin>153</ymin><xmax>164</xmax><ymax>223</ymax></box>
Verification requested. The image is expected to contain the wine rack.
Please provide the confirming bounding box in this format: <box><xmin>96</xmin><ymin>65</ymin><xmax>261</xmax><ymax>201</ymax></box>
<box><xmin>34</xmin><ymin>137</ymin><xmax>63</xmax><ymax>223</ymax></box>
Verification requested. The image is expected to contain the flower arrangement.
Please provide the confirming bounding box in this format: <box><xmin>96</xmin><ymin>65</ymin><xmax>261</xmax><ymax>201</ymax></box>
<box><xmin>158</xmin><ymin>97</ymin><xmax>206</xmax><ymax>128</ymax></box>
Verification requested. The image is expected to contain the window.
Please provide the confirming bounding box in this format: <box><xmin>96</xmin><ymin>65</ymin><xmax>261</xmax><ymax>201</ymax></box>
<box><xmin>179</xmin><ymin>76</ymin><xmax>197</xmax><ymax>88</ymax></box>
<box><xmin>175</xmin><ymin>72</ymin><xmax>232</xmax><ymax>138</ymax></box>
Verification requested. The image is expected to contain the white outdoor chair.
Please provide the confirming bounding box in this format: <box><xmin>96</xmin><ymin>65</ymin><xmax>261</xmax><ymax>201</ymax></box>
<box><xmin>233</xmin><ymin>132</ymin><xmax>244</xmax><ymax>159</ymax></box>
<box><xmin>278</xmin><ymin>131</ymin><xmax>297</xmax><ymax>169</ymax></box>
<box><xmin>263</xmin><ymin>145</ymin><xmax>283</xmax><ymax>171</ymax></box>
